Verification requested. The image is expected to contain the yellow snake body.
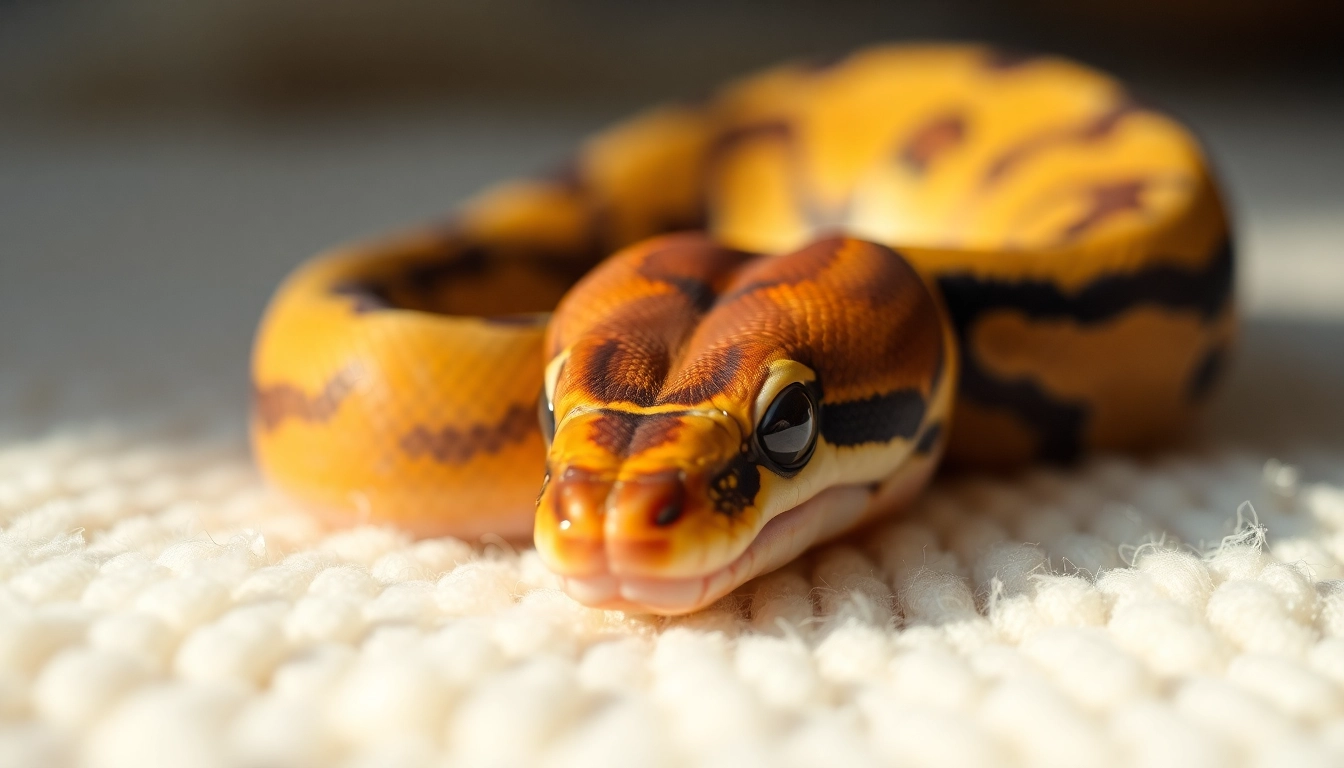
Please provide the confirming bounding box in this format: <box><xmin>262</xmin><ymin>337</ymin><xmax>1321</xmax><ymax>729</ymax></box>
<box><xmin>252</xmin><ymin>44</ymin><xmax>1233</xmax><ymax>613</ymax></box>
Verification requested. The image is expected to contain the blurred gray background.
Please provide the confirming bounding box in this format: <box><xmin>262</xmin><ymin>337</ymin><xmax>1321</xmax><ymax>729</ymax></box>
<box><xmin>1</xmin><ymin>0</ymin><xmax>1342</xmax><ymax>448</ymax></box>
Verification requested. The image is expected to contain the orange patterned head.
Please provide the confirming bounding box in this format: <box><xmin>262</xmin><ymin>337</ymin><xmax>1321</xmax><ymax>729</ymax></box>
<box><xmin>535</xmin><ymin>233</ymin><xmax>955</xmax><ymax>613</ymax></box>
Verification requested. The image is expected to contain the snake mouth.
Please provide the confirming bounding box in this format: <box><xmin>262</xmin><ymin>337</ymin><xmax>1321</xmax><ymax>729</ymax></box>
<box><xmin>558</xmin><ymin>482</ymin><xmax>878</xmax><ymax>614</ymax></box>
<box><xmin>556</xmin><ymin>453</ymin><xmax>939</xmax><ymax>614</ymax></box>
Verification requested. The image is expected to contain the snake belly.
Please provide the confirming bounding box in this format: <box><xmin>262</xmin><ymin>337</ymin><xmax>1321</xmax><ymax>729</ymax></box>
<box><xmin>251</xmin><ymin>44</ymin><xmax>1234</xmax><ymax>614</ymax></box>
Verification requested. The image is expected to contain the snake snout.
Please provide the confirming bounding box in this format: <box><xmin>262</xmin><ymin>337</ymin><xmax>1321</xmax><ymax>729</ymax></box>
<box><xmin>541</xmin><ymin>466</ymin><xmax>698</xmax><ymax>575</ymax></box>
<box><xmin>604</xmin><ymin>467</ymin><xmax>725</xmax><ymax>576</ymax></box>
<box><xmin>535</xmin><ymin>408</ymin><xmax>750</xmax><ymax>580</ymax></box>
<box><xmin>540</xmin><ymin>466</ymin><xmax>612</xmax><ymax>575</ymax></box>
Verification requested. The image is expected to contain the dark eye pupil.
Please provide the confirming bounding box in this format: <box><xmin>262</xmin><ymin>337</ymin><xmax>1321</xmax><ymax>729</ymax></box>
<box><xmin>757</xmin><ymin>383</ymin><xmax>817</xmax><ymax>472</ymax></box>
<box><xmin>537</xmin><ymin>391</ymin><xmax>556</xmax><ymax>445</ymax></box>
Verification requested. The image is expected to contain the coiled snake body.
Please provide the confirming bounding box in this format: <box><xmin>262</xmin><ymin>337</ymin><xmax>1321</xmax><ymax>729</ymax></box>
<box><xmin>252</xmin><ymin>44</ymin><xmax>1234</xmax><ymax>614</ymax></box>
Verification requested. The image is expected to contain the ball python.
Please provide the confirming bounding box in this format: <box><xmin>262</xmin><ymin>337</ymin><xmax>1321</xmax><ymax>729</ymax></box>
<box><xmin>252</xmin><ymin>44</ymin><xmax>1234</xmax><ymax>614</ymax></box>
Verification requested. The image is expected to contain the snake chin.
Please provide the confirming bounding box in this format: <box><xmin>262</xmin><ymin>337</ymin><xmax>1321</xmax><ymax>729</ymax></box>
<box><xmin>559</xmin><ymin>457</ymin><xmax>935</xmax><ymax>614</ymax></box>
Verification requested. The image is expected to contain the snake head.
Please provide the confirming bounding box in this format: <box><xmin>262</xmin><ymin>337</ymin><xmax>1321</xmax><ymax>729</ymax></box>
<box><xmin>535</xmin><ymin>233</ymin><xmax>954</xmax><ymax>613</ymax></box>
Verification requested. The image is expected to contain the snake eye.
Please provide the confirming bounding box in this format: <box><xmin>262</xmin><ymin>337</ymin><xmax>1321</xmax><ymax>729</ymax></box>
<box><xmin>538</xmin><ymin>390</ymin><xmax>556</xmax><ymax>446</ymax></box>
<box><xmin>756</xmin><ymin>383</ymin><xmax>818</xmax><ymax>474</ymax></box>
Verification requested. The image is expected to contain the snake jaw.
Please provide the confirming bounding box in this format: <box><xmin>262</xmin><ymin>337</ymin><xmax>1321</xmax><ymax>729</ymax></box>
<box><xmin>557</xmin><ymin>480</ymin><xmax>908</xmax><ymax>614</ymax></box>
<box><xmin>554</xmin><ymin>445</ymin><xmax>944</xmax><ymax>614</ymax></box>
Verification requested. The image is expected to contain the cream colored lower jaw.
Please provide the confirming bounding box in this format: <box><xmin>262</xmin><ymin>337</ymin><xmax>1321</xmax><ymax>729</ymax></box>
<box><xmin>561</xmin><ymin>457</ymin><xmax>935</xmax><ymax>614</ymax></box>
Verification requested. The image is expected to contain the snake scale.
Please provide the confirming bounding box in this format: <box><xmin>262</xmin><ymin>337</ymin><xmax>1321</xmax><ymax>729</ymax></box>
<box><xmin>251</xmin><ymin>44</ymin><xmax>1234</xmax><ymax>614</ymax></box>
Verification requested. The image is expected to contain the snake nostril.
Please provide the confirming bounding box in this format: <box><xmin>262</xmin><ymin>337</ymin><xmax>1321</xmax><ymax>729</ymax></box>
<box><xmin>613</xmin><ymin>471</ymin><xmax>687</xmax><ymax>529</ymax></box>
<box><xmin>553</xmin><ymin>467</ymin><xmax>614</xmax><ymax>528</ymax></box>
<box><xmin>652</xmin><ymin>499</ymin><xmax>683</xmax><ymax>527</ymax></box>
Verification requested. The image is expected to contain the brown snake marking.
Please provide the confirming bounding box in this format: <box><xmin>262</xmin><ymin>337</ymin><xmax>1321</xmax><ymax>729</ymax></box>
<box><xmin>1058</xmin><ymin>179</ymin><xmax>1151</xmax><ymax>243</ymax></box>
<box><xmin>634</xmin><ymin>239</ymin><xmax>750</xmax><ymax>312</ymax></box>
<box><xmin>587</xmin><ymin>411</ymin><xmax>685</xmax><ymax>457</ymax></box>
<box><xmin>572</xmin><ymin>335</ymin><xmax>673</xmax><ymax>408</ymax></box>
<box><xmin>587</xmin><ymin>411</ymin><xmax>641</xmax><ymax>455</ymax></box>
<box><xmin>913</xmin><ymin>421</ymin><xmax>945</xmax><ymax>455</ymax></box>
<box><xmin>566</xmin><ymin>237</ymin><xmax>945</xmax><ymax>413</ymax></box>
<box><xmin>716</xmin><ymin>236</ymin><xmax>845</xmax><ymax>302</ymax></box>
<box><xmin>983</xmin><ymin>101</ymin><xmax>1141</xmax><ymax>187</ymax></box>
<box><xmin>627</xmin><ymin>415</ymin><xmax>685</xmax><ymax>456</ymax></box>
<box><xmin>333</xmin><ymin>238</ymin><xmax>598</xmax><ymax>318</ymax></box>
<box><xmin>253</xmin><ymin>367</ymin><xmax>360</xmax><ymax>431</ymax></box>
<box><xmin>937</xmin><ymin>238</ymin><xmax>1233</xmax><ymax>461</ymax></box>
<box><xmin>1186</xmin><ymin>345</ymin><xmax>1228</xmax><ymax>402</ymax></box>
<box><xmin>399</xmin><ymin>404</ymin><xmax>537</xmax><ymax>465</ymax></box>
<box><xmin>901</xmin><ymin>112</ymin><xmax>970</xmax><ymax>174</ymax></box>
<box><xmin>820</xmin><ymin>387</ymin><xmax>928</xmax><ymax>445</ymax></box>
<box><xmin>657</xmin><ymin>345</ymin><xmax>748</xmax><ymax>407</ymax></box>
<box><xmin>556</xmin><ymin>236</ymin><xmax>946</xmax><ymax>447</ymax></box>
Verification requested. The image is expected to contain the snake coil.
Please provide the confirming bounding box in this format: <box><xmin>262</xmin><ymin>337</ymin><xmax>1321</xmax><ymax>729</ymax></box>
<box><xmin>252</xmin><ymin>44</ymin><xmax>1233</xmax><ymax>614</ymax></box>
